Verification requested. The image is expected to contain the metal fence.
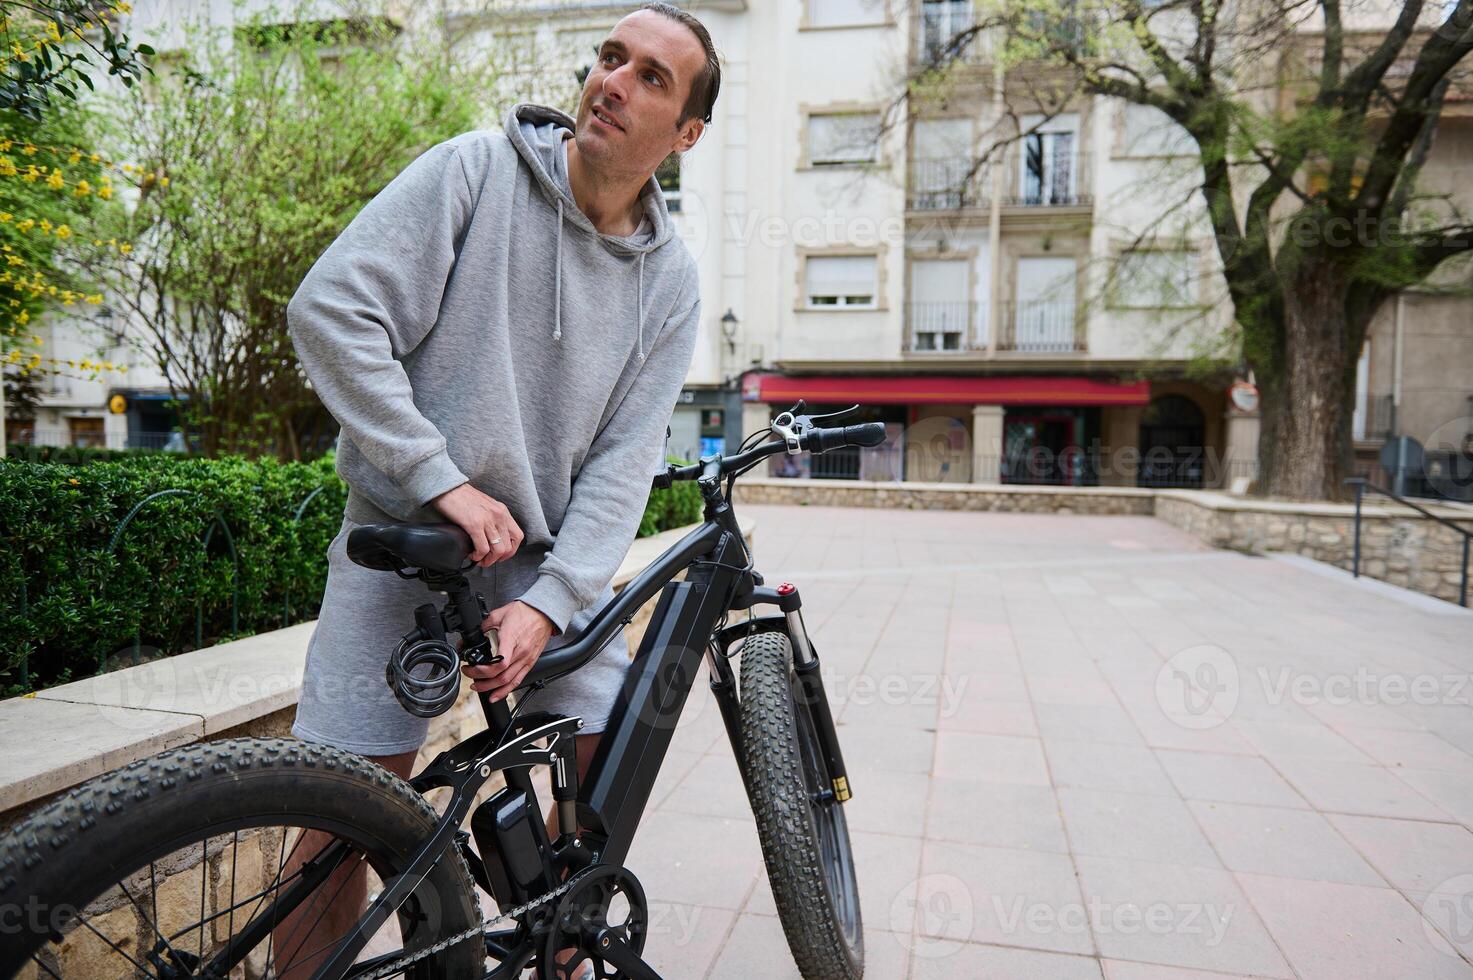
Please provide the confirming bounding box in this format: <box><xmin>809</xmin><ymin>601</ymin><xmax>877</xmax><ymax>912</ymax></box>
<box><xmin>10</xmin><ymin>484</ymin><xmax>337</xmax><ymax>690</ymax></box>
<box><xmin>7</xmin><ymin>426</ymin><xmax>185</xmax><ymax>452</ymax></box>
<box><xmin>997</xmin><ymin>301</ymin><xmax>1084</xmax><ymax>353</ymax></box>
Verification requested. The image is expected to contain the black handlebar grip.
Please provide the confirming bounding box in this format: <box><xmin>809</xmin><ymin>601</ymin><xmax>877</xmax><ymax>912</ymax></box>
<box><xmin>846</xmin><ymin>422</ymin><xmax>887</xmax><ymax>448</ymax></box>
<box><xmin>809</xmin><ymin>422</ymin><xmax>888</xmax><ymax>454</ymax></box>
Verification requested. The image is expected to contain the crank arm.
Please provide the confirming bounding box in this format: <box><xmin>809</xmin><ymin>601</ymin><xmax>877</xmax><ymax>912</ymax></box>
<box><xmin>590</xmin><ymin>928</ymin><xmax>665</xmax><ymax>980</ymax></box>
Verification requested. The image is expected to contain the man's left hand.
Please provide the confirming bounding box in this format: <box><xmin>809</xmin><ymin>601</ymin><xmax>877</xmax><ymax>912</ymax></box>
<box><xmin>464</xmin><ymin>600</ymin><xmax>555</xmax><ymax>701</ymax></box>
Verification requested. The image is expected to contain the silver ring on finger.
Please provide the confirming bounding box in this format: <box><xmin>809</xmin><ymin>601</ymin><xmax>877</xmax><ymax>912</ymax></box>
<box><xmin>489</xmin><ymin>536</ymin><xmax>503</xmax><ymax>545</ymax></box>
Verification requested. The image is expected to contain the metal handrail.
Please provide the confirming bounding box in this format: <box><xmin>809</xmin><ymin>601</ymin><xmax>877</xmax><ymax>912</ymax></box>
<box><xmin>107</xmin><ymin>489</ymin><xmax>240</xmax><ymax>669</ymax></box>
<box><xmin>1345</xmin><ymin>477</ymin><xmax>1471</xmax><ymax>607</ymax></box>
<box><xmin>283</xmin><ymin>484</ymin><xmax>331</xmax><ymax>625</ymax></box>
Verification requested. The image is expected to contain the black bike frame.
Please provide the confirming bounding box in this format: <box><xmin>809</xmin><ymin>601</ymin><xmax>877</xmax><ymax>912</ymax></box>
<box><xmin>293</xmin><ymin>464</ymin><xmax>850</xmax><ymax>980</ymax></box>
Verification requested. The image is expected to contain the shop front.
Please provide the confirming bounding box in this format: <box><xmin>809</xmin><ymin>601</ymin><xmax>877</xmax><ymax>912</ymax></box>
<box><xmin>741</xmin><ymin>372</ymin><xmax>1152</xmax><ymax>484</ymax></box>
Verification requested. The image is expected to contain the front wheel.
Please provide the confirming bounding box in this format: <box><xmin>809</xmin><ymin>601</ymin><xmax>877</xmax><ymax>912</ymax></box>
<box><xmin>736</xmin><ymin>631</ymin><xmax>863</xmax><ymax>980</ymax></box>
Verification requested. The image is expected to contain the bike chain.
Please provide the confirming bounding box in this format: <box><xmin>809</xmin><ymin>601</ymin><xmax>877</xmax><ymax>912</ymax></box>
<box><xmin>357</xmin><ymin>877</ymin><xmax>577</xmax><ymax>980</ymax></box>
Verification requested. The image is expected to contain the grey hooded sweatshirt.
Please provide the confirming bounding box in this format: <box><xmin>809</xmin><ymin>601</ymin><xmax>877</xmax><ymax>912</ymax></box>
<box><xmin>287</xmin><ymin>103</ymin><xmax>701</xmax><ymax>633</ymax></box>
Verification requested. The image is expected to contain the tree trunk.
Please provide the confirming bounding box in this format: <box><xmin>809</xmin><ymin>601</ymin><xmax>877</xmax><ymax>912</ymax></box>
<box><xmin>1259</xmin><ymin>256</ymin><xmax>1357</xmax><ymax>500</ymax></box>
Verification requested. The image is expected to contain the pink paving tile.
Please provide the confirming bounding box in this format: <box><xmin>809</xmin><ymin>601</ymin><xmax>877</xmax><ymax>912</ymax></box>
<box><xmin>1235</xmin><ymin>872</ymin><xmax>1473</xmax><ymax>980</ymax></box>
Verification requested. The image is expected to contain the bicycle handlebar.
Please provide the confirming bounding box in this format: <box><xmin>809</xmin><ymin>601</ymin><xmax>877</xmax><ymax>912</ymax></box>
<box><xmin>652</xmin><ymin>418</ymin><xmax>887</xmax><ymax>490</ymax></box>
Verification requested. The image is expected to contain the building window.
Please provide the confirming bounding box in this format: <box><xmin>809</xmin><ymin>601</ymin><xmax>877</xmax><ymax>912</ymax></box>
<box><xmin>808</xmin><ymin>112</ymin><xmax>880</xmax><ymax>166</ymax></box>
<box><xmin>909</xmin><ymin>117</ymin><xmax>975</xmax><ymax>209</ymax></box>
<box><xmin>68</xmin><ymin>416</ymin><xmax>104</xmax><ymax>448</ymax></box>
<box><xmin>1138</xmin><ymin>395</ymin><xmax>1207</xmax><ymax>489</ymax></box>
<box><xmin>806</xmin><ymin>0</ymin><xmax>887</xmax><ymax>28</ymax></box>
<box><xmin>908</xmin><ymin>257</ymin><xmax>971</xmax><ymax>350</ymax></box>
<box><xmin>657</xmin><ymin>153</ymin><xmax>681</xmax><ymax>213</ymax></box>
<box><xmin>1019</xmin><ymin>130</ymin><xmax>1077</xmax><ymax>205</ymax></box>
<box><xmin>1012</xmin><ymin>257</ymin><xmax>1079</xmax><ymax>352</ymax></box>
<box><xmin>805</xmin><ymin>254</ymin><xmax>878</xmax><ymax>308</ymax></box>
<box><xmin>1114</xmin><ymin>249</ymin><xmax>1196</xmax><ymax>308</ymax></box>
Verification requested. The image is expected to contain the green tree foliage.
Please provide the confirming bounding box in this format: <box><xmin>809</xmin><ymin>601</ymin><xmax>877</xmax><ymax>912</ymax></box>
<box><xmin>87</xmin><ymin>3</ymin><xmax>494</xmax><ymax>459</ymax></box>
<box><xmin>0</xmin><ymin>1</ymin><xmax>151</xmax><ymax>119</ymax></box>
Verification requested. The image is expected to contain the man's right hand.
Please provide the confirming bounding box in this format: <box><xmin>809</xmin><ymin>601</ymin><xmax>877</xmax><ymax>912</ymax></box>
<box><xmin>431</xmin><ymin>483</ymin><xmax>524</xmax><ymax>567</ymax></box>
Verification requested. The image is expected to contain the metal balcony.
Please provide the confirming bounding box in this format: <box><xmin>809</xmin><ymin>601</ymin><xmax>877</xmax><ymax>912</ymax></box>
<box><xmin>998</xmin><ymin>301</ymin><xmax>1085</xmax><ymax>353</ymax></box>
<box><xmin>904</xmin><ymin>300</ymin><xmax>978</xmax><ymax>352</ymax></box>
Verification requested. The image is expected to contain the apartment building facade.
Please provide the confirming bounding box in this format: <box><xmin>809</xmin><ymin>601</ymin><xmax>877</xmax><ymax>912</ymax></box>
<box><xmin>7</xmin><ymin>0</ymin><xmax>1469</xmax><ymax>498</ymax></box>
<box><xmin>702</xmin><ymin>0</ymin><xmax>1244</xmax><ymax>489</ymax></box>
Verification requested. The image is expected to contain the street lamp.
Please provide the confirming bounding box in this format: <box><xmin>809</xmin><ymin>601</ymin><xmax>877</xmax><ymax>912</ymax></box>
<box><xmin>720</xmin><ymin>308</ymin><xmax>738</xmax><ymax>354</ymax></box>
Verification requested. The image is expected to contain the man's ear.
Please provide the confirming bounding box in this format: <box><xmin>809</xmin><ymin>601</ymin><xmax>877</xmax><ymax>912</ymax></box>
<box><xmin>675</xmin><ymin>119</ymin><xmax>704</xmax><ymax>153</ymax></box>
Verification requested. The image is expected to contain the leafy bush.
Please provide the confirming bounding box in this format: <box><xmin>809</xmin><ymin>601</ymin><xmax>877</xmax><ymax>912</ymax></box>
<box><xmin>3</xmin><ymin>452</ymin><xmax>702</xmax><ymax>694</ymax></box>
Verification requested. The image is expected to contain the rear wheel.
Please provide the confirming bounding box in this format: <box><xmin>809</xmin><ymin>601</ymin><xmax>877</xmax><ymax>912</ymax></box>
<box><xmin>736</xmin><ymin>631</ymin><xmax>863</xmax><ymax>980</ymax></box>
<box><xmin>0</xmin><ymin>737</ymin><xmax>484</xmax><ymax>979</ymax></box>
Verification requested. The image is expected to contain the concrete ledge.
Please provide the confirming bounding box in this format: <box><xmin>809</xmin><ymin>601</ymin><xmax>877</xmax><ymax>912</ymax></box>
<box><xmin>0</xmin><ymin>515</ymin><xmax>753</xmax><ymax>818</ymax></box>
<box><xmin>0</xmin><ymin>696</ymin><xmax>201</xmax><ymax>808</ymax></box>
<box><xmin>1156</xmin><ymin>487</ymin><xmax>1473</xmax><ymax>520</ymax></box>
<box><xmin>32</xmin><ymin>622</ymin><xmax>318</xmax><ymax>739</ymax></box>
<box><xmin>1268</xmin><ymin>553</ymin><xmax>1473</xmax><ymax>618</ymax></box>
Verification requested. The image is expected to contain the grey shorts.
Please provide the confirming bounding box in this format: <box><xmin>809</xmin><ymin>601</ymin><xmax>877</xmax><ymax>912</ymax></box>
<box><xmin>291</xmin><ymin>516</ymin><xmax>632</xmax><ymax>757</ymax></box>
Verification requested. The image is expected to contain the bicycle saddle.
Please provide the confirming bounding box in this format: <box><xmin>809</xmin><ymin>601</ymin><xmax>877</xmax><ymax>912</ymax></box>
<box><xmin>346</xmin><ymin>522</ymin><xmax>471</xmax><ymax>574</ymax></box>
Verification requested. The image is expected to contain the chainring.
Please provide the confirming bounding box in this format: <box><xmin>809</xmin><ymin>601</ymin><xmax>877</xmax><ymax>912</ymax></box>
<box><xmin>537</xmin><ymin>865</ymin><xmax>650</xmax><ymax>980</ymax></box>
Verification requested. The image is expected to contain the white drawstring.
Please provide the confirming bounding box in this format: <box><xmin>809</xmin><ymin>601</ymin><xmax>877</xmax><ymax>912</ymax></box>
<box><xmin>552</xmin><ymin>199</ymin><xmax>563</xmax><ymax>342</ymax></box>
<box><xmin>636</xmin><ymin>251</ymin><xmax>646</xmax><ymax>362</ymax></box>
<box><xmin>552</xmin><ymin>193</ymin><xmax>649</xmax><ymax>360</ymax></box>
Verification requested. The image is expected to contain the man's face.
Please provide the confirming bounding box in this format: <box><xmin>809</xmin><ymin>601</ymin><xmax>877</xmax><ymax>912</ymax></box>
<box><xmin>574</xmin><ymin>10</ymin><xmax>706</xmax><ymax>179</ymax></box>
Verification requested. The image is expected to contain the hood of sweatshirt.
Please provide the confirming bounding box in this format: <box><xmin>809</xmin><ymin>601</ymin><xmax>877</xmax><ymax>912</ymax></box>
<box><xmin>505</xmin><ymin>102</ymin><xmax>677</xmax><ymax>361</ymax></box>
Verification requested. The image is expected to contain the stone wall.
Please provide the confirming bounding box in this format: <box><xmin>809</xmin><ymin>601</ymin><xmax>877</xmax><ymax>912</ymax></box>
<box><xmin>1154</xmin><ymin>491</ymin><xmax>1473</xmax><ymax>605</ymax></box>
<box><xmin>735</xmin><ymin>477</ymin><xmax>1156</xmax><ymax>515</ymax></box>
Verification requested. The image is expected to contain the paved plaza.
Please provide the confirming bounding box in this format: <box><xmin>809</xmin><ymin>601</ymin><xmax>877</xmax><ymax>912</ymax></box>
<box><xmin>623</xmin><ymin>502</ymin><xmax>1473</xmax><ymax>978</ymax></box>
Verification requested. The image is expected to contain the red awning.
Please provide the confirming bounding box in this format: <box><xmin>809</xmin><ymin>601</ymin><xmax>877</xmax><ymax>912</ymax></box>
<box><xmin>743</xmin><ymin>373</ymin><xmax>1151</xmax><ymax>407</ymax></box>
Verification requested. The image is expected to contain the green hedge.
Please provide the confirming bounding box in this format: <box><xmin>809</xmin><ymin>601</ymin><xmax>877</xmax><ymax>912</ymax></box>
<box><xmin>2</xmin><ymin>453</ymin><xmax>704</xmax><ymax>695</ymax></box>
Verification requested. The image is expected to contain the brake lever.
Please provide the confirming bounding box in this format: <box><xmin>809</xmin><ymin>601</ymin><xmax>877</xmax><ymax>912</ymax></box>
<box><xmin>804</xmin><ymin>403</ymin><xmax>862</xmax><ymax>427</ymax></box>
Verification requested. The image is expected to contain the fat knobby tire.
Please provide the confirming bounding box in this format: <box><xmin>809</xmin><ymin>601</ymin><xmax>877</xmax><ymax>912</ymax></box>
<box><xmin>737</xmin><ymin>630</ymin><xmax>863</xmax><ymax>980</ymax></box>
<box><xmin>0</xmin><ymin>736</ymin><xmax>483</xmax><ymax>979</ymax></box>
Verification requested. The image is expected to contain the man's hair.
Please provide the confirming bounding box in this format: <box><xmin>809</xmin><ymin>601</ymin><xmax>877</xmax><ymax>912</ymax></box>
<box><xmin>638</xmin><ymin>1</ymin><xmax>721</xmax><ymax>126</ymax></box>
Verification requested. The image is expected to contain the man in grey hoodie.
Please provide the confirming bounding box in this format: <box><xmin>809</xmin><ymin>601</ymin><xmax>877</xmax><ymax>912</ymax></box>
<box><xmin>278</xmin><ymin>3</ymin><xmax>719</xmax><ymax>969</ymax></box>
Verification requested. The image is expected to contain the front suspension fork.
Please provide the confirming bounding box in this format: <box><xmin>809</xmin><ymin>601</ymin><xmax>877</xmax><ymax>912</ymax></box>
<box><xmin>710</xmin><ymin>585</ymin><xmax>853</xmax><ymax>804</ymax></box>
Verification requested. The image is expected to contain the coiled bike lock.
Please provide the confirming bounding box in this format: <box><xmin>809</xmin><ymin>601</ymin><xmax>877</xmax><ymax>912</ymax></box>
<box><xmin>385</xmin><ymin>571</ymin><xmax>500</xmax><ymax>718</ymax></box>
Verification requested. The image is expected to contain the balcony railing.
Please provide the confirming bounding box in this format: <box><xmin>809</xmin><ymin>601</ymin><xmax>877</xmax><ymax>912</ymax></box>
<box><xmin>1005</xmin><ymin>149</ymin><xmax>1091</xmax><ymax>207</ymax></box>
<box><xmin>998</xmin><ymin>301</ymin><xmax>1084</xmax><ymax>353</ymax></box>
<box><xmin>905</xmin><ymin>300</ymin><xmax>977</xmax><ymax>352</ymax></box>
<box><xmin>907</xmin><ymin>157</ymin><xmax>989</xmax><ymax>211</ymax></box>
<box><xmin>908</xmin><ymin>151</ymin><xmax>1092</xmax><ymax>211</ymax></box>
